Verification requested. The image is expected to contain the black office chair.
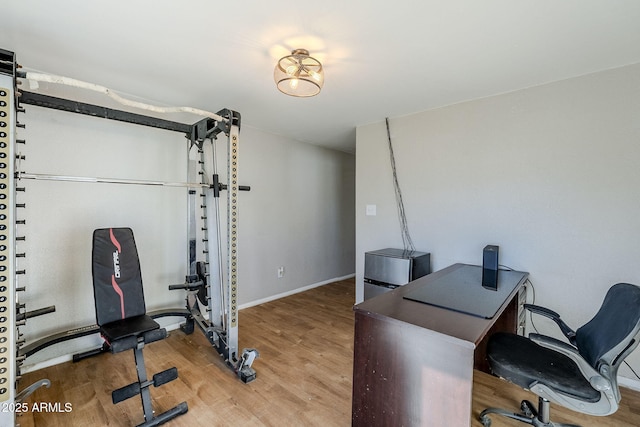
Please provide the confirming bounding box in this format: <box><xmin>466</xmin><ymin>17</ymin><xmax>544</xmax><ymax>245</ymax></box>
<box><xmin>92</xmin><ymin>227</ymin><xmax>188</xmax><ymax>426</ymax></box>
<box><xmin>479</xmin><ymin>282</ymin><xmax>640</xmax><ymax>427</ymax></box>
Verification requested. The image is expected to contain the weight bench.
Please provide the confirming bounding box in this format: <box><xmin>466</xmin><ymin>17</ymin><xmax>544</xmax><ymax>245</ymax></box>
<box><xmin>92</xmin><ymin>227</ymin><xmax>188</xmax><ymax>426</ymax></box>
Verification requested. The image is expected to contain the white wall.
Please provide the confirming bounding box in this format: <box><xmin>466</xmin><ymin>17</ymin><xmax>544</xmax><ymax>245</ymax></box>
<box><xmin>356</xmin><ymin>63</ymin><xmax>640</xmax><ymax>381</ymax></box>
<box><xmin>18</xmin><ymin>102</ymin><xmax>355</xmax><ymax>367</ymax></box>
<box><xmin>237</xmin><ymin>126</ymin><xmax>356</xmax><ymax>303</ymax></box>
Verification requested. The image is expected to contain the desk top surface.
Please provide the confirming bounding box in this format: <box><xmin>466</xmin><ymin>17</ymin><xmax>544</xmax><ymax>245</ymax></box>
<box><xmin>354</xmin><ymin>263</ymin><xmax>528</xmax><ymax>347</ymax></box>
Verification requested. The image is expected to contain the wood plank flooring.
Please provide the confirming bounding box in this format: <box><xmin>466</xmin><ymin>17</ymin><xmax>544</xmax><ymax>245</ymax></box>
<box><xmin>17</xmin><ymin>278</ymin><xmax>640</xmax><ymax>426</ymax></box>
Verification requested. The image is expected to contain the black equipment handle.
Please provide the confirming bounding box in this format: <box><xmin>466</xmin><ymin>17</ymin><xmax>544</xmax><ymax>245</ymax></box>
<box><xmin>169</xmin><ymin>281</ymin><xmax>204</xmax><ymax>291</ymax></box>
<box><xmin>212</xmin><ymin>174</ymin><xmax>251</xmax><ymax>197</ymax></box>
<box><xmin>16</xmin><ymin>305</ymin><xmax>56</xmax><ymax>321</ymax></box>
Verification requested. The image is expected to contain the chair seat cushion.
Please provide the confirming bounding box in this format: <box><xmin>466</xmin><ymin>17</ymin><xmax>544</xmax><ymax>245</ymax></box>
<box><xmin>487</xmin><ymin>332</ymin><xmax>601</xmax><ymax>403</ymax></box>
<box><xmin>99</xmin><ymin>314</ymin><xmax>160</xmax><ymax>343</ymax></box>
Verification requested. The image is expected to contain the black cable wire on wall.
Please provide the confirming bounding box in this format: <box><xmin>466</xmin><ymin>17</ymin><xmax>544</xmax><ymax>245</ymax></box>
<box><xmin>385</xmin><ymin>117</ymin><xmax>415</xmax><ymax>253</ymax></box>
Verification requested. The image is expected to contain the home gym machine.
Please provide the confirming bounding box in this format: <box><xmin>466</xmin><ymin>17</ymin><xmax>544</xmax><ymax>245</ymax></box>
<box><xmin>0</xmin><ymin>47</ymin><xmax>258</xmax><ymax>426</ymax></box>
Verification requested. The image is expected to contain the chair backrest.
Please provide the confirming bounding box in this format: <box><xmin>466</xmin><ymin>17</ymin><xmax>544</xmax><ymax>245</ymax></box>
<box><xmin>92</xmin><ymin>227</ymin><xmax>146</xmax><ymax>326</ymax></box>
<box><xmin>575</xmin><ymin>283</ymin><xmax>640</xmax><ymax>373</ymax></box>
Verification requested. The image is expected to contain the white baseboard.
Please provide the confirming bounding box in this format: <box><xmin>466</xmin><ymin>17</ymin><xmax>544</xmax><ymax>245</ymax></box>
<box><xmin>238</xmin><ymin>273</ymin><xmax>355</xmax><ymax>310</ymax></box>
<box><xmin>618</xmin><ymin>375</ymin><xmax>640</xmax><ymax>392</ymax></box>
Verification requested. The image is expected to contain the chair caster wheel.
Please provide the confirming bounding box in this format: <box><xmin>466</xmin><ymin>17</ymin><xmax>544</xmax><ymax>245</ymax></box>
<box><xmin>521</xmin><ymin>399</ymin><xmax>537</xmax><ymax>418</ymax></box>
<box><xmin>479</xmin><ymin>415</ymin><xmax>492</xmax><ymax>427</ymax></box>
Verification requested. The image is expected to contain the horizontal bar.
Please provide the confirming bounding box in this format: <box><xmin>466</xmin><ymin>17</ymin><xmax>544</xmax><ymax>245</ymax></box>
<box><xmin>19</xmin><ymin>91</ymin><xmax>193</xmax><ymax>135</ymax></box>
<box><xmin>19</xmin><ymin>308</ymin><xmax>190</xmax><ymax>358</ymax></box>
<box><xmin>19</xmin><ymin>324</ymin><xmax>100</xmax><ymax>359</ymax></box>
<box><xmin>23</xmin><ymin>72</ymin><xmax>226</xmax><ymax>123</ymax></box>
<box><xmin>19</xmin><ymin>172</ymin><xmax>210</xmax><ymax>188</ymax></box>
<box><xmin>16</xmin><ymin>305</ymin><xmax>56</xmax><ymax>322</ymax></box>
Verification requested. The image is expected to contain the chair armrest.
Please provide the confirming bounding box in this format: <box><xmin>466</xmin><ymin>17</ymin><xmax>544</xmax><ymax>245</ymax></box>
<box><xmin>529</xmin><ymin>333</ymin><xmax>609</xmax><ymax>391</ymax></box>
<box><xmin>525</xmin><ymin>304</ymin><xmax>577</xmax><ymax>345</ymax></box>
<box><xmin>529</xmin><ymin>333</ymin><xmax>580</xmax><ymax>358</ymax></box>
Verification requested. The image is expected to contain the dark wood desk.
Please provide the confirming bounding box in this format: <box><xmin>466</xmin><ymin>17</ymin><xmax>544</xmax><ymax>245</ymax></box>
<box><xmin>352</xmin><ymin>263</ymin><xmax>528</xmax><ymax>426</ymax></box>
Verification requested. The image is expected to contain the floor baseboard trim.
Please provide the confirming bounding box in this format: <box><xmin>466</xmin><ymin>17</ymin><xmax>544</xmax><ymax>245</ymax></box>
<box><xmin>619</xmin><ymin>375</ymin><xmax>640</xmax><ymax>392</ymax></box>
<box><xmin>238</xmin><ymin>273</ymin><xmax>355</xmax><ymax>310</ymax></box>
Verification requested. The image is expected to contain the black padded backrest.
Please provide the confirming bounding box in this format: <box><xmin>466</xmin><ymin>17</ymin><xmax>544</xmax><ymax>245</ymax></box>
<box><xmin>575</xmin><ymin>283</ymin><xmax>640</xmax><ymax>369</ymax></box>
<box><xmin>92</xmin><ymin>228</ymin><xmax>146</xmax><ymax>326</ymax></box>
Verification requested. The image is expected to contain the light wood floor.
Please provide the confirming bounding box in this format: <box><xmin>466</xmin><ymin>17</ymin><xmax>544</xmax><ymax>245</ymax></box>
<box><xmin>18</xmin><ymin>278</ymin><xmax>640</xmax><ymax>426</ymax></box>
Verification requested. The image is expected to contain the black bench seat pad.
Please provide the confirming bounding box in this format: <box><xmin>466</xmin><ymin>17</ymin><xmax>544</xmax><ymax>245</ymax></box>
<box><xmin>99</xmin><ymin>314</ymin><xmax>160</xmax><ymax>343</ymax></box>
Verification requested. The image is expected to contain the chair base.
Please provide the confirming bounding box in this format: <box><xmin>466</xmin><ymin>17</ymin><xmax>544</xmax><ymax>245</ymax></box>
<box><xmin>479</xmin><ymin>397</ymin><xmax>581</xmax><ymax>427</ymax></box>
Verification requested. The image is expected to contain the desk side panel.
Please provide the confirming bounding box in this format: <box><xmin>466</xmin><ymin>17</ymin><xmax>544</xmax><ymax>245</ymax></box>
<box><xmin>352</xmin><ymin>311</ymin><xmax>474</xmax><ymax>427</ymax></box>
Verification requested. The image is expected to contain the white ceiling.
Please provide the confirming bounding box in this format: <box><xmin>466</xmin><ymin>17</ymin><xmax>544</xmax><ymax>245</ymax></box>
<box><xmin>3</xmin><ymin>1</ymin><xmax>640</xmax><ymax>153</ymax></box>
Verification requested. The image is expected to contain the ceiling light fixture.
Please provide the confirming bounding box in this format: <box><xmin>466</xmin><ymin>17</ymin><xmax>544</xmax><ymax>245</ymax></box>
<box><xmin>274</xmin><ymin>49</ymin><xmax>324</xmax><ymax>97</ymax></box>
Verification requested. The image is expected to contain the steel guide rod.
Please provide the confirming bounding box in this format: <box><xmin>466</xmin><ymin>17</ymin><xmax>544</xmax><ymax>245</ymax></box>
<box><xmin>17</xmin><ymin>172</ymin><xmax>214</xmax><ymax>189</ymax></box>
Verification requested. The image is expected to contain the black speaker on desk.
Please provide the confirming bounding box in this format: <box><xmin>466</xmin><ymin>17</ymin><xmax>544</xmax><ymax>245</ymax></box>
<box><xmin>482</xmin><ymin>245</ymin><xmax>499</xmax><ymax>290</ymax></box>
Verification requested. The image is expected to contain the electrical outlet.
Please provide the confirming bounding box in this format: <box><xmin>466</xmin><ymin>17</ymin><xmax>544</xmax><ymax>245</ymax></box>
<box><xmin>277</xmin><ymin>266</ymin><xmax>285</xmax><ymax>278</ymax></box>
